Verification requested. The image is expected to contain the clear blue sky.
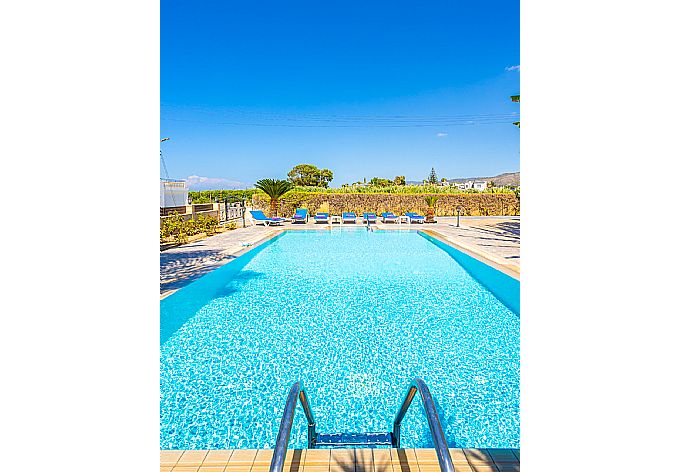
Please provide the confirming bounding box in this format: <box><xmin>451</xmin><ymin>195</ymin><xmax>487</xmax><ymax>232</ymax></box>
<box><xmin>161</xmin><ymin>0</ymin><xmax>519</xmax><ymax>189</ymax></box>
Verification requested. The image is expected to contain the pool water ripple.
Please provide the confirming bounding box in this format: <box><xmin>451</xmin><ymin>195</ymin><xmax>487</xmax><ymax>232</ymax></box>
<box><xmin>161</xmin><ymin>229</ymin><xmax>519</xmax><ymax>449</ymax></box>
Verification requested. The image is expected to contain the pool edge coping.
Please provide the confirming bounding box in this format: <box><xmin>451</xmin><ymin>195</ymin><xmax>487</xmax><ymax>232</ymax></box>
<box><xmin>420</xmin><ymin>229</ymin><xmax>520</xmax><ymax>281</ymax></box>
<box><xmin>160</xmin><ymin>229</ymin><xmax>283</xmax><ymax>299</ymax></box>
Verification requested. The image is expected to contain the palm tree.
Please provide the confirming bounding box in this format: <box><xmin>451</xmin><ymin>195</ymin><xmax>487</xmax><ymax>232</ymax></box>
<box><xmin>255</xmin><ymin>179</ymin><xmax>293</xmax><ymax>217</ymax></box>
<box><xmin>424</xmin><ymin>195</ymin><xmax>439</xmax><ymax>223</ymax></box>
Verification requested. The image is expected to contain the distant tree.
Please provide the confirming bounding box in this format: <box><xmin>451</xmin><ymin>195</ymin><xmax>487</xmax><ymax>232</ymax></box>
<box><xmin>370</xmin><ymin>177</ymin><xmax>394</xmax><ymax>187</ymax></box>
<box><xmin>287</xmin><ymin>164</ymin><xmax>333</xmax><ymax>188</ymax></box>
<box><xmin>318</xmin><ymin>168</ymin><xmax>334</xmax><ymax>187</ymax></box>
<box><xmin>393</xmin><ymin>175</ymin><xmax>406</xmax><ymax>186</ymax></box>
<box><xmin>255</xmin><ymin>179</ymin><xmax>293</xmax><ymax>217</ymax></box>
<box><xmin>441</xmin><ymin>177</ymin><xmax>447</xmax><ymax>183</ymax></box>
<box><xmin>488</xmin><ymin>181</ymin><xmax>496</xmax><ymax>188</ymax></box>
<box><xmin>428</xmin><ymin>168</ymin><xmax>438</xmax><ymax>184</ymax></box>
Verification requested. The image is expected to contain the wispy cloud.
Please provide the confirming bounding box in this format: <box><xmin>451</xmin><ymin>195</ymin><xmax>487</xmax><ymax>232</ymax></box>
<box><xmin>186</xmin><ymin>175</ymin><xmax>248</xmax><ymax>190</ymax></box>
<box><xmin>505</xmin><ymin>65</ymin><xmax>520</xmax><ymax>72</ymax></box>
<box><xmin>436</xmin><ymin>132</ymin><xmax>448</xmax><ymax>138</ymax></box>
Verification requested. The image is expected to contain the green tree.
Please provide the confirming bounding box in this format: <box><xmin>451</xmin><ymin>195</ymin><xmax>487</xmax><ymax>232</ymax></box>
<box><xmin>255</xmin><ymin>179</ymin><xmax>293</xmax><ymax>217</ymax></box>
<box><xmin>393</xmin><ymin>175</ymin><xmax>406</xmax><ymax>186</ymax></box>
<box><xmin>318</xmin><ymin>168</ymin><xmax>334</xmax><ymax>187</ymax></box>
<box><xmin>370</xmin><ymin>177</ymin><xmax>393</xmax><ymax>187</ymax></box>
<box><xmin>287</xmin><ymin>164</ymin><xmax>334</xmax><ymax>188</ymax></box>
<box><xmin>428</xmin><ymin>168</ymin><xmax>438</xmax><ymax>185</ymax></box>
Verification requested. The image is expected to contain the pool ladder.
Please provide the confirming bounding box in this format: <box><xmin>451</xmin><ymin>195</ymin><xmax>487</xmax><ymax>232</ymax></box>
<box><xmin>268</xmin><ymin>378</ymin><xmax>455</xmax><ymax>472</ymax></box>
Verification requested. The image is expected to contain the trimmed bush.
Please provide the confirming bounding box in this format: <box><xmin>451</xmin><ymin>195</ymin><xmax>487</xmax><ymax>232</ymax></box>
<box><xmin>160</xmin><ymin>212</ymin><xmax>221</xmax><ymax>243</ymax></box>
<box><xmin>251</xmin><ymin>192</ymin><xmax>519</xmax><ymax>217</ymax></box>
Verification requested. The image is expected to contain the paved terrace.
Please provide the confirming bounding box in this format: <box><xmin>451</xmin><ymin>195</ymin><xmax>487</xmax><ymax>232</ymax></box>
<box><xmin>160</xmin><ymin>216</ymin><xmax>519</xmax><ymax>297</ymax></box>
<box><xmin>161</xmin><ymin>447</ymin><xmax>520</xmax><ymax>471</ymax></box>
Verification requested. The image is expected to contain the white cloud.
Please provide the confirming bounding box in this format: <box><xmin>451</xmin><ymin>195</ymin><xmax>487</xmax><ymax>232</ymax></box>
<box><xmin>436</xmin><ymin>132</ymin><xmax>448</xmax><ymax>137</ymax></box>
<box><xmin>505</xmin><ymin>65</ymin><xmax>520</xmax><ymax>72</ymax></box>
<box><xmin>186</xmin><ymin>175</ymin><xmax>248</xmax><ymax>190</ymax></box>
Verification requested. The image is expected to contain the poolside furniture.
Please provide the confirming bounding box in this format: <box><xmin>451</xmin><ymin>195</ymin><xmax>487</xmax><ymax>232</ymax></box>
<box><xmin>330</xmin><ymin>214</ymin><xmax>342</xmax><ymax>224</ymax></box>
<box><xmin>342</xmin><ymin>212</ymin><xmax>357</xmax><ymax>224</ymax></box>
<box><xmin>405</xmin><ymin>212</ymin><xmax>425</xmax><ymax>224</ymax></box>
<box><xmin>249</xmin><ymin>210</ymin><xmax>287</xmax><ymax>226</ymax></box>
<box><xmin>314</xmin><ymin>212</ymin><xmax>329</xmax><ymax>224</ymax></box>
<box><xmin>398</xmin><ymin>215</ymin><xmax>410</xmax><ymax>224</ymax></box>
<box><xmin>381</xmin><ymin>212</ymin><xmax>399</xmax><ymax>224</ymax></box>
<box><xmin>363</xmin><ymin>212</ymin><xmax>377</xmax><ymax>224</ymax></box>
<box><xmin>291</xmin><ymin>208</ymin><xmax>309</xmax><ymax>224</ymax></box>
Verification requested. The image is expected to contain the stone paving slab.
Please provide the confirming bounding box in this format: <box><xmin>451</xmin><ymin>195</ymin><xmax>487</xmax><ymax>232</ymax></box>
<box><xmin>160</xmin><ymin>448</ymin><xmax>520</xmax><ymax>471</ymax></box>
<box><xmin>428</xmin><ymin>217</ymin><xmax>520</xmax><ymax>267</ymax></box>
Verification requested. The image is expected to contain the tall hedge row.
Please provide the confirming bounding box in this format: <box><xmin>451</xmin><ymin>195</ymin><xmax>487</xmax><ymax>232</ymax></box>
<box><xmin>252</xmin><ymin>192</ymin><xmax>519</xmax><ymax>217</ymax></box>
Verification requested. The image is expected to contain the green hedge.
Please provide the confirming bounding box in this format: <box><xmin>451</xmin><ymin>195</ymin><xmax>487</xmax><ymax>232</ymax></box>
<box><xmin>189</xmin><ymin>190</ymin><xmax>257</xmax><ymax>204</ymax></box>
<box><xmin>252</xmin><ymin>192</ymin><xmax>519</xmax><ymax>217</ymax></box>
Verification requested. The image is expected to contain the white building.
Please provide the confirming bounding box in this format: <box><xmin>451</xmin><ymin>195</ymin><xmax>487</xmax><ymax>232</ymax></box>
<box><xmin>473</xmin><ymin>181</ymin><xmax>488</xmax><ymax>191</ymax></box>
<box><xmin>160</xmin><ymin>179</ymin><xmax>188</xmax><ymax>208</ymax></box>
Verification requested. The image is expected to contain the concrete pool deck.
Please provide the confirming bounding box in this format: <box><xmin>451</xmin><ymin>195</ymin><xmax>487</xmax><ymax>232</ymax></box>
<box><xmin>160</xmin><ymin>216</ymin><xmax>520</xmax><ymax>297</ymax></box>
<box><xmin>161</xmin><ymin>447</ymin><xmax>520</xmax><ymax>471</ymax></box>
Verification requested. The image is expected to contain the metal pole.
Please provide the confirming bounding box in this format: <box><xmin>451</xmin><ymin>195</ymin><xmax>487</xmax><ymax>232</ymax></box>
<box><xmin>456</xmin><ymin>206</ymin><xmax>460</xmax><ymax>227</ymax></box>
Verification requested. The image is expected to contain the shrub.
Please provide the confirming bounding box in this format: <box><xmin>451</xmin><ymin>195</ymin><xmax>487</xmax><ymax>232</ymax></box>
<box><xmin>160</xmin><ymin>212</ymin><xmax>221</xmax><ymax>243</ymax></box>
<box><xmin>196</xmin><ymin>215</ymin><xmax>219</xmax><ymax>236</ymax></box>
<box><xmin>251</xmin><ymin>192</ymin><xmax>519</xmax><ymax>217</ymax></box>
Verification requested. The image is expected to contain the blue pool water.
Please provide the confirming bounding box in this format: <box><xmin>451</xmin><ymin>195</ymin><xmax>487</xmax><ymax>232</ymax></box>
<box><xmin>160</xmin><ymin>229</ymin><xmax>519</xmax><ymax>450</ymax></box>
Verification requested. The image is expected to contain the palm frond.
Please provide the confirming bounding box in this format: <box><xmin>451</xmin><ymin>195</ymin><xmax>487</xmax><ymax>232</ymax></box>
<box><xmin>424</xmin><ymin>195</ymin><xmax>439</xmax><ymax>207</ymax></box>
<box><xmin>255</xmin><ymin>179</ymin><xmax>293</xmax><ymax>199</ymax></box>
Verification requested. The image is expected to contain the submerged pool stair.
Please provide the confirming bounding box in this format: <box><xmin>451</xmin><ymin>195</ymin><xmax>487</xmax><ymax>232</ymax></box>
<box><xmin>269</xmin><ymin>378</ymin><xmax>455</xmax><ymax>472</ymax></box>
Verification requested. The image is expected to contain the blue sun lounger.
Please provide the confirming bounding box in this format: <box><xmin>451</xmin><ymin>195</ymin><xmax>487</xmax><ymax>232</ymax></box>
<box><xmin>342</xmin><ymin>212</ymin><xmax>357</xmax><ymax>224</ymax></box>
<box><xmin>381</xmin><ymin>212</ymin><xmax>399</xmax><ymax>223</ymax></box>
<box><xmin>363</xmin><ymin>212</ymin><xmax>377</xmax><ymax>223</ymax></box>
<box><xmin>291</xmin><ymin>208</ymin><xmax>309</xmax><ymax>224</ymax></box>
<box><xmin>405</xmin><ymin>212</ymin><xmax>425</xmax><ymax>223</ymax></box>
<box><xmin>314</xmin><ymin>212</ymin><xmax>329</xmax><ymax>224</ymax></box>
<box><xmin>250</xmin><ymin>210</ymin><xmax>287</xmax><ymax>226</ymax></box>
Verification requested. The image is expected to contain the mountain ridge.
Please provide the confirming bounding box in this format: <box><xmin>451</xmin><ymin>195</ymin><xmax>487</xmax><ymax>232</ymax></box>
<box><xmin>408</xmin><ymin>171</ymin><xmax>520</xmax><ymax>186</ymax></box>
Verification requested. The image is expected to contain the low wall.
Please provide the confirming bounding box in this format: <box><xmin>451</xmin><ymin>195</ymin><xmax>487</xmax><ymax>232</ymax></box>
<box><xmin>251</xmin><ymin>192</ymin><xmax>519</xmax><ymax>217</ymax></box>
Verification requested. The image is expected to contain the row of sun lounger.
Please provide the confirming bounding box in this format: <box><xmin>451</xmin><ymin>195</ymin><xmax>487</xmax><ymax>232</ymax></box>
<box><xmin>249</xmin><ymin>210</ymin><xmax>426</xmax><ymax>226</ymax></box>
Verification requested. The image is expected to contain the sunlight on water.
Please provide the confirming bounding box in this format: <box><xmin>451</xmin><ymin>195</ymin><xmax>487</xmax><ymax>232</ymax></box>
<box><xmin>161</xmin><ymin>229</ymin><xmax>519</xmax><ymax>449</ymax></box>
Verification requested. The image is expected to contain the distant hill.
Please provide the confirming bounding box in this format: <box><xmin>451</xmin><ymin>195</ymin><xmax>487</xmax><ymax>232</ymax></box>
<box><xmin>408</xmin><ymin>171</ymin><xmax>520</xmax><ymax>187</ymax></box>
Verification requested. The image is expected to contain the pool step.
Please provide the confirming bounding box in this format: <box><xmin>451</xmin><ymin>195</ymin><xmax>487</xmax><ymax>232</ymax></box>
<box><xmin>314</xmin><ymin>432</ymin><xmax>393</xmax><ymax>448</ymax></box>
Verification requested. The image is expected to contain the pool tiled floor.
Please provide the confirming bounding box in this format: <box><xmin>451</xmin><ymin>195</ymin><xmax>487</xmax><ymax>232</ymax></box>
<box><xmin>160</xmin><ymin>448</ymin><xmax>520</xmax><ymax>472</ymax></box>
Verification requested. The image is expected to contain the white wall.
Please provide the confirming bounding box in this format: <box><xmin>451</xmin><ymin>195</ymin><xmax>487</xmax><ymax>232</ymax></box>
<box><xmin>160</xmin><ymin>181</ymin><xmax>188</xmax><ymax>207</ymax></box>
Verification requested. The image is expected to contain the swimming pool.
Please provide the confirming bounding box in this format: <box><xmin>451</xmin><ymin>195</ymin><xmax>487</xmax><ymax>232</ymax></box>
<box><xmin>160</xmin><ymin>228</ymin><xmax>519</xmax><ymax>450</ymax></box>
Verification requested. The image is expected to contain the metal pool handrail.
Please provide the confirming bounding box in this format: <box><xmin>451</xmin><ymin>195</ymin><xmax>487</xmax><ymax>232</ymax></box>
<box><xmin>269</xmin><ymin>378</ymin><xmax>453</xmax><ymax>472</ymax></box>
<box><xmin>392</xmin><ymin>378</ymin><xmax>455</xmax><ymax>472</ymax></box>
<box><xmin>269</xmin><ymin>381</ymin><xmax>317</xmax><ymax>472</ymax></box>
